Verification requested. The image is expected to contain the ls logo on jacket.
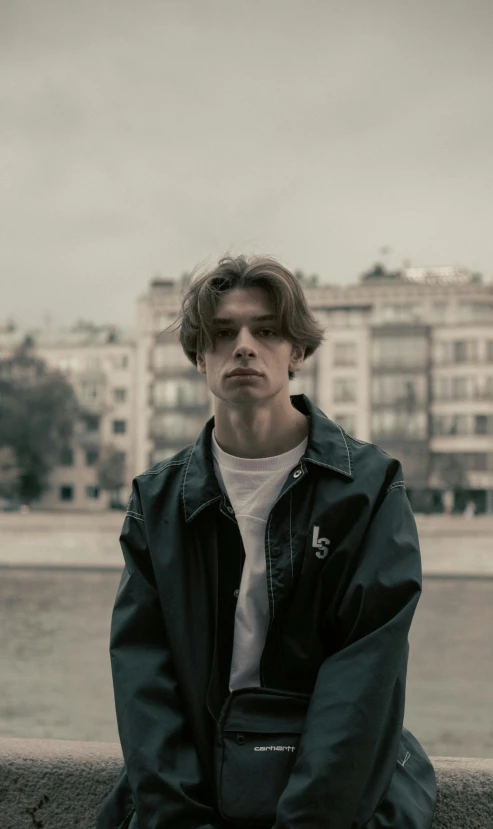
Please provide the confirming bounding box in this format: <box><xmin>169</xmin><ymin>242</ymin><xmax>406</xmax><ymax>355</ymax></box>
<box><xmin>312</xmin><ymin>526</ymin><xmax>330</xmax><ymax>559</ymax></box>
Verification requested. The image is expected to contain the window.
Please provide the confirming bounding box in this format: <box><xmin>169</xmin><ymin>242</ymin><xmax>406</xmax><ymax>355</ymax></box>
<box><xmin>372</xmin><ymin>375</ymin><xmax>424</xmax><ymax>406</ymax></box>
<box><xmin>151</xmin><ymin>413</ymin><xmax>204</xmax><ymax>440</ymax></box>
<box><xmin>80</xmin><ymin>381</ymin><xmax>100</xmax><ymax>403</ymax></box>
<box><xmin>457</xmin><ymin>303</ymin><xmax>493</xmax><ymax>323</ymax></box>
<box><xmin>113</xmin><ymin>420</ymin><xmax>127</xmax><ymax>434</ymax></box>
<box><xmin>454</xmin><ymin>342</ymin><xmax>467</xmax><ymax>362</ymax></box>
<box><xmin>475</xmin><ymin>415</ymin><xmax>493</xmax><ymax>436</ymax></box>
<box><xmin>113</xmin><ymin>388</ymin><xmax>127</xmax><ymax>402</ymax></box>
<box><xmin>333</xmin><ymin>342</ymin><xmax>356</xmax><ymax>366</ymax></box>
<box><xmin>431</xmin><ymin>453</ymin><xmax>488</xmax><ymax>474</ymax></box>
<box><xmin>437</xmin><ymin>340</ymin><xmax>478</xmax><ymax>364</ymax></box>
<box><xmin>333</xmin><ymin>378</ymin><xmax>356</xmax><ymax>403</ymax></box>
<box><xmin>60</xmin><ymin>448</ymin><xmax>74</xmax><ymax>466</ymax></box>
<box><xmin>381</xmin><ymin>304</ymin><xmax>421</xmax><ymax>323</ymax></box>
<box><xmin>59</xmin><ymin>485</ymin><xmax>74</xmax><ymax>501</ymax></box>
<box><xmin>114</xmin><ymin>451</ymin><xmax>126</xmax><ymax>468</ymax></box>
<box><xmin>372</xmin><ymin>410</ymin><xmax>427</xmax><ymax>439</ymax></box>
<box><xmin>451</xmin><ymin>377</ymin><xmax>469</xmax><ymax>400</ymax></box>
<box><xmin>432</xmin><ymin>302</ymin><xmax>448</xmax><ymax>322</ymax></box>
<box><xmin>432</xmin><ymin>414</ymin><xmax>475</xmax><ymax>436</ymax></box>
<box><xmin>153</xmin><ymin>379</ymin><xmax>208</xmax><ymax>407</ymax></box>
<box><xmin>471</xmin><ymin>453</ymin><xmax>487</xmax><ymax>471</ymax></box>
<box><xmin>483</xmin><ymin>377</ymin><xmax>493</xmax><ymax>399</ymax></box>
<box><xmin>153</xmin><ymin>343</ymin><xmax>185</xmax><ymax>368</ymax></box>
<box><xmin>334</xmin><ymin>414</ymin><xmax>356</xmax><ymax>434</ymax></box>
<box><xmin>111</xmin><ymin>354</ymin><xmax>129</xmax><ymax>369</ymax></box>
<box><xmin>85</xmin><ymin>449</ymin><xmax>99</xmax><ymax>466</ymax></box>
<box><xmin>85</xmin><ymin>416</ymin><xmax>100</xmax><ymax>432</ymax></box>
<box><xmin>372</xmin><ymin>337</ymin><xmax>428</xmax><ymax>367</ymax></box>
<box><xmin>432</xmin><ymin>376</ymin><xmax>448</xmax><ymax>401</ymax></box>
<box><xmin>85</xmin><ymin>485</ymin><xmax>100</xmax><ymax>499</ymax></box>
<box><xmin>432</xmin><ymin>375</ymin><xmax>476</xmax><ymax>401</ymax></box>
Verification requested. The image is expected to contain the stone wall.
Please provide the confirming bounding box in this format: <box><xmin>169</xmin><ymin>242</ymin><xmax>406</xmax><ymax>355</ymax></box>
<box><xmin>1</xmin><ymin>738</ymin><xmax>492</xmax><ymax>828</ymax></box>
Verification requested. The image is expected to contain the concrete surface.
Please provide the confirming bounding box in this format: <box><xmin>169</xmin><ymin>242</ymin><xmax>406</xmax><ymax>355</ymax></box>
<box><xmin>0</xmin><ymin>738</ymin><xmax>492</xmax><ymax>828</ymax></box>
<box><xmin>1</xmin><ymin>511</ymin><xmax>493</xmax><ymax>574</ymax></box>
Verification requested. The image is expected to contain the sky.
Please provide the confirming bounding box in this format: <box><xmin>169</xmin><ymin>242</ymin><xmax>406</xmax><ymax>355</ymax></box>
<box><xmin>2</xmin><ymin>0</ymin><xmax>493</xmax><ymax>329</ymax></box>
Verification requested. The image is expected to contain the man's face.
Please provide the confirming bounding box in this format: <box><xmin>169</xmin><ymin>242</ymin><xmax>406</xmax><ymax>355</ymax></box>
<box><xmin>196</xmin><ymin>287</ymin><xmax>305</xmax><ymax>406</ymax></box>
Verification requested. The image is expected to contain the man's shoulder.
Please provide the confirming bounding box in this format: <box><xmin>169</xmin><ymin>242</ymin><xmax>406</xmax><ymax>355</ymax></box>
<box><xmin>334</xmin><ymin>427</ymin><xmax>403</xmax><ymax>490</ymax></box>
<box><xmin>136</xmin><ymin>444</ymin><xmax>195</xmax><ymax>481</ymax></box>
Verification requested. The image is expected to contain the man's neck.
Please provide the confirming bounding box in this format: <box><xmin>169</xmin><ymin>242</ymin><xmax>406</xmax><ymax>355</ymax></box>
<box><xmin>213</xmin><ymin>399</ymin><xmax>309</xmax><ymax>459</ymax></box>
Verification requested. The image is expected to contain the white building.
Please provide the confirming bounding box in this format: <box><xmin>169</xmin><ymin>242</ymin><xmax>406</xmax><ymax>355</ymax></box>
<box><xmin>2</xmin><ymin>264</ymin><xmax>492</xmax><ymax>513</ymax></box>
<box><xmin>133</xmin><ymin>266</ymin><xmax>493</xmax><ymax>512</ymax></box>
<box><xmin>0</xmin><ymin>322</ymin><xmax>137</xmax><ymax>511</ymax></box>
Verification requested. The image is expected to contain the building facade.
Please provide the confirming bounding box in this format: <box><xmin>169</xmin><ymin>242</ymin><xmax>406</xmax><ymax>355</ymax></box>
<box><xmin>2</xmin><ymin>266</ymin><xmax>492</xmax><ymax>513</ymax></box>
<box><xmin>132</xmin><ymin>266</ymin><xmax>493</xmax><ymax>513</ymax></box>
<box><xmin>0</xmin><ymin>322</ymin><xmax>137</xmax><ymax>511</ymax></box>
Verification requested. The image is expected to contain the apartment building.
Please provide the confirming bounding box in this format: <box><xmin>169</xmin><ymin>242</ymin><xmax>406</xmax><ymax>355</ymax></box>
<box><xmin>0</xmin><ymin>321</ymin><xmax>137</xmax><ymax>511</ymax></box>
<box><xmin>302</xmin><ymin>267</ymin><xmax>493</xmax><ymax>512</ymax></box>
<box><xmin>135</xmin><ymin>278</ymin><xmax>212</xmax><ymax>472</ymax></box>
<box><xmin>430</xmin><ymin>326</ymin><xmax>493</xmax><ymax>513</ymax></box>
<box><xmin>314</xmin><ymin>305</ymin><xmax>371</xmax><ymax>442</ymax></box>
<box><xmin>3</xmin><ymin>265</ymin><xmax>492</xmax><ymax>512</ymax></box>
<box><xmin>370</xmin><ymin>323</ymin><xmax>431</xmax><ymax>506</ymax></box>
<box><xmin>134</xmin><ymin>266</ymin><xmax>493</xmax><ymax>512</ymax></box>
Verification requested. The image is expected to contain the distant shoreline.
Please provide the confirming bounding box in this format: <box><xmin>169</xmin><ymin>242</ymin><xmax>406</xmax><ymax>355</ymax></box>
<box><xmin>1</xmin><ymin>511</ymin><xmax>492</xmax><ymax>576</ymax></box>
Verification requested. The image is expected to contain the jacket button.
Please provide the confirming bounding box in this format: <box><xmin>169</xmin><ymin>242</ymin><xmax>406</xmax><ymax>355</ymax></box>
<box><xmin>234</xmin><ymin>589</ymin><xmax>239</xmax><ymax>598</ymax></box>
<box><xmin>227</xmin><ymin>506</ymin><xmax>234</xmax><ymax>514</ymax></box>
<box><xmin>271</xmin><ymin>547</ymin><xmax>281</xmax><ymax>558</ymax></box>
<box><xmin>293</xmin><ymin>470</ymin><xmax>302</xmax><ymax>478</ymax></box>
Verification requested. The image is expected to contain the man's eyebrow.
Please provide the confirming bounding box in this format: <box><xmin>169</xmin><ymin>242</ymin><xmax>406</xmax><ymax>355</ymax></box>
<box><xmin>211</xmin><ymin>314</ymin><xmax>277</xmax><ymax>325</ymax></box>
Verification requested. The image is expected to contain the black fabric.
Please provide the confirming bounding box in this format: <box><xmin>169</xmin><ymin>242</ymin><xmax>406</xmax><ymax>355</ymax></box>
<box><xmin>97</xmin><ymin>394</ymin><xmax>437</xmax><ymax>829</ymax></box>
<box><xmin>214</xmin><ymin>687</ymin><xmax>310</xmax><ymax>826</ymax></box>
<box><xmin>216</xmin><ymin>494</ymin><xmax>245</xmax><ymax>705</ymax></box>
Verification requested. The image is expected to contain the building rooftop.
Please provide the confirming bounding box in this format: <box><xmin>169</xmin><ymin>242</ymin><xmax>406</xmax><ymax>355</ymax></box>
<box><xmin>0</xmin><ymin>321</ymin><xmax>136</xmax><ymax>350</ymax></box>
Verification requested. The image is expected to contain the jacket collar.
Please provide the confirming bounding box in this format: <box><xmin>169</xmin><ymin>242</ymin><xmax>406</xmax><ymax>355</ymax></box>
<box><xmin>182</xmin><ymin>394</ymin><xmax>354</xmax><ymax>523</ymax></box>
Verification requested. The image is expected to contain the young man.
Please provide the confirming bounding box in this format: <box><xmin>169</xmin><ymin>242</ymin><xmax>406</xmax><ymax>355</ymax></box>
<box><xmin>98</xmin><ymin>255</ymin><xmax>436</xmax><ymax>829</ymax></box>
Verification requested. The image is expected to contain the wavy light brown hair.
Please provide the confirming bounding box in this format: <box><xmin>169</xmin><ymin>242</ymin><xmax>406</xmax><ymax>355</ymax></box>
<box><xmin>167</xmin><ymin>255</ymin><xmax>326</xmax><ymax>380</ymax></box>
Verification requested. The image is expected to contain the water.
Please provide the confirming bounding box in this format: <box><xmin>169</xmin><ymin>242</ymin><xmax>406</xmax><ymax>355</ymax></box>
<box><xmin>1</xmin><ymin>567</ymin><xmax>492</xmax><ymax>758</ymax></box>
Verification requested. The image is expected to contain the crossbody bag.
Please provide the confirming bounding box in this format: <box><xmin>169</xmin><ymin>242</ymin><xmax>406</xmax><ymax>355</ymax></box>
<box><xmin>214</xmin><ymin>686</ymin><xmax>311</xmax><ymax>826</ymax></box>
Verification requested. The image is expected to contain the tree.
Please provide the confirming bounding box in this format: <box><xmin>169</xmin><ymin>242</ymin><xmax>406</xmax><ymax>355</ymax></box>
<box><xmin>360</xmin><ymin>263</ymin><xmax>402</xmax><ymax>281</ymax></box>
<box><xmin>97</xmin><ymin>446</ymin><xmax>126</xmax><ymax>506</ymax></box>
<box><xmin>0</xmin><ymin>338</ymin><xmax>79</xmax><ymax>503</ymax></box>
<box><xmin>293</xmin><ymin>270</ymin><xmax>319</xmax><ymax>286</ymax></box>
<box><xmin>433</xmin><ymin>453</ymin><xmax>469</xmax><ymax>491</ymax></box>
<box><xmin>0</xmin><ymin>447</ymin><xmax>21</xmax><ymax>500</ymax></box>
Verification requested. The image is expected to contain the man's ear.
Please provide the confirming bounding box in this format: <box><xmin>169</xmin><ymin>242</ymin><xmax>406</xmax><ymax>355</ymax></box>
<box><xmin>289</xmin><ymin>344</ymin><xmax>305</xmax><ymax>373</ymax></box>
<box><xmin>196</xmin><ymin>353</ymin><xmax>206</xmax><ymax>375</ymax></box>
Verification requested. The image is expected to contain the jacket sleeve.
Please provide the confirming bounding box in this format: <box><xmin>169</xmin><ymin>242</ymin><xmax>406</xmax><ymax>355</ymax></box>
<box><xmin>110</xmin><ymin>482</ymin><xmax>219</xmax><ymax>829</ymax></box>
<box><xmin>274</xmin><ymin>469</ymin><xmax>422</xmax><ymax>829</ymax></box>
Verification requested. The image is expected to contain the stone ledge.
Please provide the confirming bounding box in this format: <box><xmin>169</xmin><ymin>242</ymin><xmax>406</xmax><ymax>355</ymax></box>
<box><xmin>0</xmin><ymin>738</ymin><xmax>492</xmax><ymax>828</ymax></box>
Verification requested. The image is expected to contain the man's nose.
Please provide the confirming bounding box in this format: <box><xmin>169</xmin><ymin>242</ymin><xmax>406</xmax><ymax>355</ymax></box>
<box><xmin>233</xmin><ymin>328</ymin><xmax>257</xmax><ymax>357</ymax></box>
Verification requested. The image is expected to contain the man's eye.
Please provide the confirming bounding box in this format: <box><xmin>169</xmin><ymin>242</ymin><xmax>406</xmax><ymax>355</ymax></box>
<box><xmin>215</xmin><ymin>328</ymin><xmax>277</xmax><ymax>338</ymax></box>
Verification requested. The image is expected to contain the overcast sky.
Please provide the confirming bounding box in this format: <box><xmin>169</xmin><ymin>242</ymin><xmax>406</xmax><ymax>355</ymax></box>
<box><xmin>2</xmin><ymin>0</ymin><xmax>493</xmax><ymax>329</ymax></box>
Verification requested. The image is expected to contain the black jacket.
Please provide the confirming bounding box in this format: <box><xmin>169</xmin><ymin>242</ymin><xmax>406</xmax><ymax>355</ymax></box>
<box><xmin>98</xmin><ymin>394</ymin><xmax>436</xmax><ymax>829</ymax></box>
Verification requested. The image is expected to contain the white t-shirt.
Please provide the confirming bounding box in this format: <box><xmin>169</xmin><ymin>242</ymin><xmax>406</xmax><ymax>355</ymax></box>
<box><xmin>212</xmin><ymin>427</ymin><xmax>308</xmax><ymax>690</ymax></box>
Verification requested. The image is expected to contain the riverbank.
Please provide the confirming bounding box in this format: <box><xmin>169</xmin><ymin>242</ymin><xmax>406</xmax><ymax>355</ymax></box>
<box><xmin>1</xmin><ymin>511</ymin><xmax>492</xmax><ymax>574</ymax></box>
